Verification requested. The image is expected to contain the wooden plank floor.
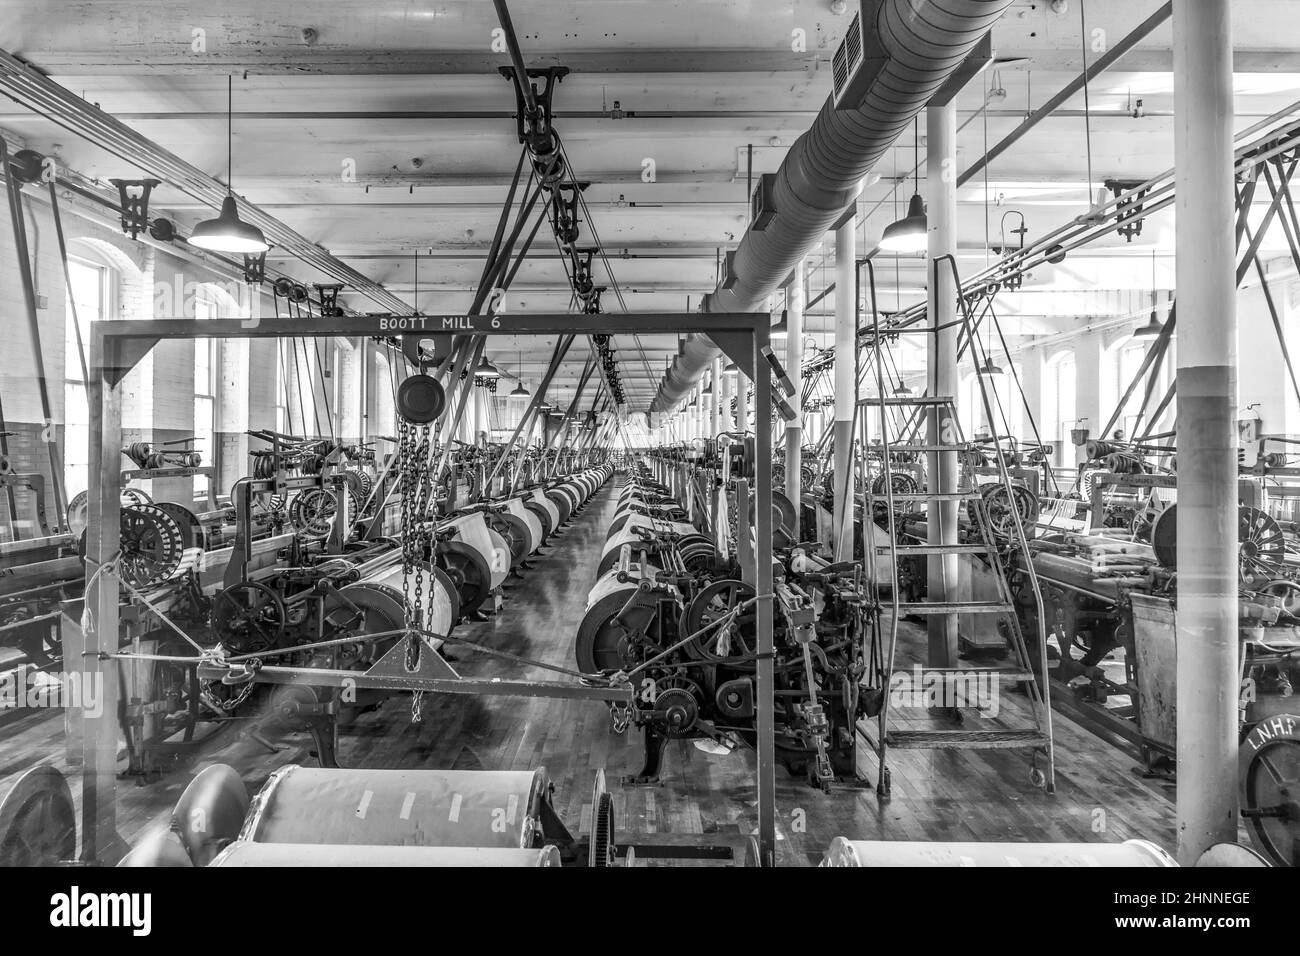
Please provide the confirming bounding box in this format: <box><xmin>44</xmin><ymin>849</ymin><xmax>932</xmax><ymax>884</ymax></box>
<box><xmin>0</xmin><ymin>479</ymin><xmax>1176</xmax><ymax>866</ymax></box>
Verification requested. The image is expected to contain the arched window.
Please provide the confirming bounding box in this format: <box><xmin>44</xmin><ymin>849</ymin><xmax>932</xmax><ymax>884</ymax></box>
<box><xmin>1112</xmin><ymin>335</ymin><xmax>1169</xmax><ymax>439</ymax></box>
<box><xmin>372</xmin><ymin>348</ymin><xmax>395</xmax><ymax>439</ymax></box>
<box><xmin>63</xmin><ymin>256</ymin><xmax>115</xmax><ymax>499</ymax></box>
<box><xmin>1042</xmin><ymin>350</ymin><xmax>1077</xmax><ymax>459</ymax></box>
<box><xmin>193</xmin><ymin>283</ymin><xmax>242</xmax><ymax>497</ymax></box>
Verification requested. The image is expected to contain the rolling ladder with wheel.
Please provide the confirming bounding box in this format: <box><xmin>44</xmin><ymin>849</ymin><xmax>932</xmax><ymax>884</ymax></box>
<box><xmin>856</xmin><ymin>260</ymin><xmax>1055</xmax><ymax>798</ymax></box>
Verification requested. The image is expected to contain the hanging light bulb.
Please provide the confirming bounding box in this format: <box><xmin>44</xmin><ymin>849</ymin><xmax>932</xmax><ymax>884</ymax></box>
<box><xmin>190</xmin><ymin>75</ymin><xmax>269</xmax><ymax>254</ymax></box>
<box><xmin>893</xmin><ymin>378</ymin><xmax>912</xmax><ymax>396</ymax></box>
<box><xmin>878</xmin><ymin>193</ymin><xmax>928</xmax><ymax>253</ymax></box>
<box><xmin>1134</xmin><ymin>251</ymin><xmax>1164</xmax><ymax>337</ymax></box>
<box><xmin>473</xmin><ymin>355</ymin><xmax>501</xmax><ymax>378</ymax></box>
<box><xmin>508</xmin><ymin>348</ymin><xmax>529</xmax><ymax>395</ymax></box>
<box><xmin>876</xmin><ymin>118</ymin><xmax>927</xmax><ymax>254</ymax></box>
<box><xmin>1132</xmin><ymin>307</ymin><xmax>1164</xmax><ymax>337</ymax></box>
<box><xmin>976</xmin><ymin>357</ymin><xmax>1005</xmax><ymax>377</ymax></box>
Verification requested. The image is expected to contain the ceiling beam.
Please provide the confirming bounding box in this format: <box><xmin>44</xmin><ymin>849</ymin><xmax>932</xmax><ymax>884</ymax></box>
<box><xmin>15</xmin><ymin>50</ymin><xmax>827</xmax><ymax>76</ymax></box>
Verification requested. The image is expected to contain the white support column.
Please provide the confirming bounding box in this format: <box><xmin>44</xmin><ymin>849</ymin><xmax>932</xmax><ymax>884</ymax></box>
<box><xmin>737</xmin><ymin>365</ymin><xmax>751</xmax><ymax>434</ymax></box>
<box><xmin>927</xmin><ymin>101</ymin><xmax>959</xmax><ymax>668</ymax></box>
<box><xmin>1173</xmin><ymin>0</ymin><xmax>1239</xmax><ymax>865</ymax></box>
<box><xmin>786</xmin><ymin>262</ymin><xmax>806</xmax><ymax>534</ymax></box>
<box><xmin>720</xmin><ymin>363</ymin><xmax>733</xmax><ymax>432</ymax></box>
<box><xmin>832</xmin><ymin>219</ymin><xmax>856</xmax><ymax>562</ymax></box>
<box><xmin>710</xmin><ymin>358</ymin><xmax>723</xmax><ymax>436</ymax></box>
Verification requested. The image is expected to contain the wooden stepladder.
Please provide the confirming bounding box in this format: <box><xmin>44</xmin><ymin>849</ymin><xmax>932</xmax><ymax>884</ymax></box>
<box><xmin>856</xmin><ymin>259</ymin><xmax>1055</xmax><ymax>799</ymax></box>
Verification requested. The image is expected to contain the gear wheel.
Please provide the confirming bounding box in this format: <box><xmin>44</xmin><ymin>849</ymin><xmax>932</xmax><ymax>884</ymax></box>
<box><xmin>588</xmin><ymin>769</ymin><xmax>617</xmax><ymax>867</ymax></box>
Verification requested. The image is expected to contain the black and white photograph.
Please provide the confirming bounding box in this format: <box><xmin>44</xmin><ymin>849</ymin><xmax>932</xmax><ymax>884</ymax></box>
<box><xmin>0</xmin><ymin>0</ymin><xmax>1290</xmax><ymax>935</ymax></box>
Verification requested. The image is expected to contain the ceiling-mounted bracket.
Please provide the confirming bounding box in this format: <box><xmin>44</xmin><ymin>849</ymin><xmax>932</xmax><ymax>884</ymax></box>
<box><xmin>572</xmin><ymin>247</ymin><xmax>598</xmax><ymax>301</ymax></box>
<box><xmin>108</xmin><ymin>178</ymin><xmax>161</xmax><ymax>239</ymax></box>
<box><xmin>242</xmin><ymin>250</ymin><xmax>268</xmax><ymax>284</ymax></box>
<box><xmin>498</xmin><ymin>66</ymin><xmax>570</xmax><ymax>153</ymax></box>
<box><xmin>1104</xmin><ymin>179</ymin><xmax>1150</xmax><ymax>242</ymax></box>
<box><xmin>313</xmin><ymin>283</ymin><xmax>345</xmax><ymax>317</ymax></box>
<box><xmin>552</xmin><ymin>180</ymin><xmax>589</xmax><ymax>248</ymax></box>
<box><xmin>401</xmin><ymin>332</ymin><xmax>455</xmax><ymax>369</ymax></box>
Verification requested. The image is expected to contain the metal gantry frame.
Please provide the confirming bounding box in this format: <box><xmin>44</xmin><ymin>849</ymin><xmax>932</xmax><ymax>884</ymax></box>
<box><xmin>79</xmin><ymin>309</ymin><xmax>778</xmax><ymax>865</ymax></box>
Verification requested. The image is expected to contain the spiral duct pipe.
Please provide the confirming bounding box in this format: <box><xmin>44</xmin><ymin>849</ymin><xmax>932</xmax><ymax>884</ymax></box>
<box><xmin>651</xmin><ymin>0</ymin><xmax>1015</xmax><ymax>415</ymax></box>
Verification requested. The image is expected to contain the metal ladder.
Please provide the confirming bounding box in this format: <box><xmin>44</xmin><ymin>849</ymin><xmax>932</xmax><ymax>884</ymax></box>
<box><xmin>856</xmin><ymin>259</ymin><xmax>1055</xmax><ymax>799</ymax></box>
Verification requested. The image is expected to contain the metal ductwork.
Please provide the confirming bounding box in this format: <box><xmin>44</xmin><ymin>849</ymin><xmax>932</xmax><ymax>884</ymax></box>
<box><xmin>650</xmin><ymin>0</ymin><xmax>1014</xmax><ymax>415</ymax></box>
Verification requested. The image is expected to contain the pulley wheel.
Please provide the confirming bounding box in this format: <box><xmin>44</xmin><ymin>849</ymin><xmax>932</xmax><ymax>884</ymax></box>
<box><xmin>488</xmin><ymin>512</ymin><xmax>529</xmax><ymax>568</ymax></box>
<box><xmin>1153</xmin><ymin>505</ymin><xmax>1289</xmax><ymax>575</ymax></box>
<box><xmin>155</xmin><ymin>501</ymin><xmax>203</xmax><ymax>550</ymax></box>
<box><xmin>575</xmin><ymin>586</ymin><xmax>655</xmax><ymax>674</ymax></box>
<box><xmin>748</xmin><ymin>491</ymin><xmax>798</xmax><ymax>550</ymax></box>
<box><xmin>871</xmin><ymin>472</ymin><xmax>918</xmax><ymax>498</ymax></box>
<box><xmin>683</xmin><ymin>579</ymin><xmax>757</xmax><ymax>662</ymax></box>
<box><xmin>439</xmin><ymin>541</ymin><xmax>493</xmax><ymax>617</ymax></box>
<box><xmin>969</xmin><ymin>484</ymin><xmax>1038</xmax><ymax>539</ymax></box>
<box><xmin>121</xmin><ymin>487</ymin><xmax>154</xmax><ymax>506</ymax></box>
<box><xmin>0</xmin><ymin>766</ymin><xmax>77</xmax><ymax>867</ymax></box>
<box><xmin>66</xmin><ymin>490</ymin><xmax>89</xmax><ymax>537</ymax></box>
<box><xmin>321</xmin><ymin>582</ymin><xmax>407</xmax><ymax>665</ymax></box>
<box><xmin>396</xmin><ymin>373</ymin><xmax>446</xmax><ymax>424</ymax></box>
<box><xmin>1239</xmin><ymin>714</ymin><xmax>1300</xmax><ymax>867</ymax></box>
<box><xmin>1260</xmin><ymin>580</ymin><xmax>1300</xmax><ymax>616</ymax></box>
<box><xmin>212</xmin><ymin>580</ymin><xmax>287</xmax><ymax>653</ymax></box>
<box><xmin>1240</xmin><ymin>506</ymin><xmax>1286</xmax><ymax>580</ymax></box>
<box><xmin>289</xmin><ymin>488</ymin><xmax>338</xmax><ymax>541</ymax></box>
<box><xmin>119</xmin><ymin>504</ymin><xmax>186</xmax><ymax>587</ymax></box>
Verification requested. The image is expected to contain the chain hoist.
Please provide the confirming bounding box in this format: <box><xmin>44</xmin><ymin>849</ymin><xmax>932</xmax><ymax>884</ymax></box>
<box><xmin>398</xmin><ymin>415</ymin><xmax>433</xmax><ymax>721</ymax></box>
<box><xmin>394</xmin><ymin>363</ymin><xmax>448</xmax><ymax>722</ymax></box>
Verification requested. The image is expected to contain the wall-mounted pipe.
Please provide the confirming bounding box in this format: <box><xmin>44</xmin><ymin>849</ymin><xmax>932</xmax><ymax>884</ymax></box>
<box><xmin>650</xmin><ymin>0</ymin><xmax>1015</xmax><ymax>415</ymax></box>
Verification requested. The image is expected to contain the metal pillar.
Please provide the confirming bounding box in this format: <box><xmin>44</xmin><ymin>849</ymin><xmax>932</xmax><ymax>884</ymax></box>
<box><xmin>832</xmin><ymin>219</ymin><xmax>856</xmax><ymax>562</ymax></box>
<box><xmin>1173</xmin><ymin>0</ymin><xmax>1239</xmax><ymax>864</ymax></box>
<box><xmin>82</xmin><ymin>359</ymin><xmax>123</xmax><ymax>862</ymax></box>
<box><xmin>720</xmin><ymin>365</ymin><xmax>733</xmax><ymax>431</ymax></box>
<box><xmin>736</xmin><ymin>365</ymin><xmax>751</xmax><ymax>434</ymax></box>
<box><xmin>927</xmin><ymin>102</ymin><xmax>959</xmax><ymax>668</ymax></box>
<box><xmin>785</xmin><ymin>261</ymin><xmax>806</xmax><ymax>535</ymax></box>
<box><xmin>752</xmin><ymin>327</ymin><xmax>776</xmax><ymax>866</ymax></box>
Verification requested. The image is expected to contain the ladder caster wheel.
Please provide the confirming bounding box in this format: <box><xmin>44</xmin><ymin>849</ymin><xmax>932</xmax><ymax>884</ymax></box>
<box><xmin>1029</xmin><ymin>766</ymin><xmax>1046</xmax><ymax>789</ymax></box>
<box><xmin>877</xmin><ymin>768</ymin><xmax>892</xmax><ymax>800</ymax></box>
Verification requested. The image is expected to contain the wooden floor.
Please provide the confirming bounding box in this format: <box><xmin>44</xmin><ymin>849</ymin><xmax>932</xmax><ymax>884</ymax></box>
<box><xmin>0</xmin><ymin>479</ymin><xmax>1177</xmax><ymax>866</ymax></box>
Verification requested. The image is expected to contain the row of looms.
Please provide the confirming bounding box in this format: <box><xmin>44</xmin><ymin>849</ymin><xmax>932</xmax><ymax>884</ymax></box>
<box><xmin>0</xmin><ymin>0</ymin><xmax>1296</xmax><ymax>879</ymax></box>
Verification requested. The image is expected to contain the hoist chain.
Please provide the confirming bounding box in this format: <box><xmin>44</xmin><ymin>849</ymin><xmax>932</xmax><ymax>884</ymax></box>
<box><xmin>399</xmin><ymin>416</ymin><xmax>432</xmax><ymax>722</ymax></box>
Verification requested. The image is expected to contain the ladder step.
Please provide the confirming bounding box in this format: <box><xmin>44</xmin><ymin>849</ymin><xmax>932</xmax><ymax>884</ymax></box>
<box><xmin>876</xmin><ymin>543</ymin><xmax>988</xmax><ymax>555</ymax></box>
<box><xmin>883</xmin><ymin>729</ymin><xmax>1049</xmax><ymax>750</ymax></box>
<box><xmin>895</xmin><ymin>601</ymin><xmax>1013</xmax><ymax>614</ymax></box>
<box><xmin>859</xmin><ymin>396</ymin><xmax>955</xmax><ymax>406</ymax></box>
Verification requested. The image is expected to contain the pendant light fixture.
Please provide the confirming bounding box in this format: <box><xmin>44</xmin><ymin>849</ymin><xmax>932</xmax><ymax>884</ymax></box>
<box><xmin>190</xmin><ymin>75</ymin><xmax>270</xmax><ymax>254</ymax></box>
<box><xmin>893</xmin><ymin>378</ymin><xmax>912</xmax><ymax>396</ymax></box>
<box><xmin>473</xmin><ymin>355</ymin><xmax>501</xmax><ymax>378</ymax></box>
<box><xmin>877</xmin><ymin>118</ymin><xmax>927</xmax><ymax>254</ymax></box>
<box><xmin>509</xmin><ymin>348</ymin><xmax>529</xmax><ymax>396</ymax></box>
<box><xmin>976</xmin><ymin>357</ymin><xmax>1004</xmax><ymax>377</ymax></box>
<box><xmin>1133</xmin><ymin>250</ymin><xmax>1164</xmax><ymax>337</ymax></box>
